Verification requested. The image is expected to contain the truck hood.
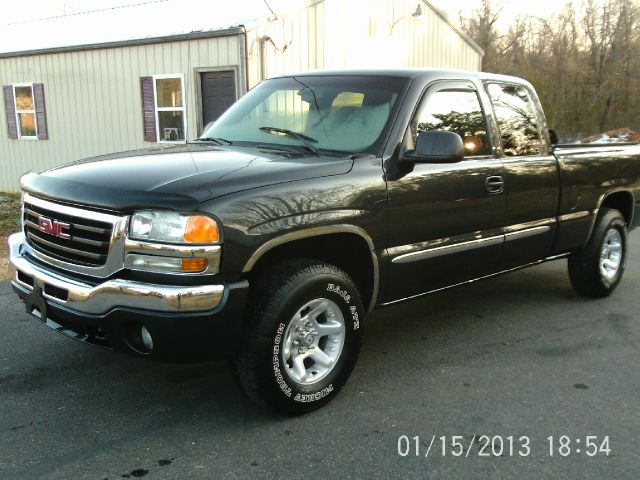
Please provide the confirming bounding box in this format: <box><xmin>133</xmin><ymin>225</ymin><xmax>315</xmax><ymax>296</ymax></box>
<box><xmin>20</xmin><ymin>144</ymin><xmax>354</xmax><ymax>212</ymax></box>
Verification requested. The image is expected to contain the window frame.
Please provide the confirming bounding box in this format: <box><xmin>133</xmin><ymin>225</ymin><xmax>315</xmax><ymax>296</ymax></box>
<box><xmin>405</xmin><ymin>80</ymin><xmax>494</xmax><ymax>161</ymax></box>
<box><xmin>13</xmin><ymin>82</ymin><xmax>38</xmax><ymax>140</ymax></box>
<box><xmin>152</xmin><ymin>73</ymin><xmax>187</xmax><ymax>144</ymax></box>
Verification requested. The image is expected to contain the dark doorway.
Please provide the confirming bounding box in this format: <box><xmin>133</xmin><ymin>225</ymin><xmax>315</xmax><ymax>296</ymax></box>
<box><xmin>200</xmin><ymin>70</ymin><xmax>236</xmax><ymax>130</ymax></box>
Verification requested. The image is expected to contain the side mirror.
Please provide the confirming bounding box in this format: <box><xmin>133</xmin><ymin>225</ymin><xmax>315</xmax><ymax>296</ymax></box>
<box><xmin>404</xmin><ymin>130</ymin><xmax>464</xmax><ymax>164</ymax></box>
<box><xmin>548</xmin><ymin>128</ymin><xmax>559</xmax><ymax>145</ymax></box>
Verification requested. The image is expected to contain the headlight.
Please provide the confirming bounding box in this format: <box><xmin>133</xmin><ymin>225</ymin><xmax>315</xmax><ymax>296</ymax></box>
<box><xmin>127</xmin><ymin>211</ymin><xmax>221</xmax><ymax>274</ymax></box>
<box><xmin>130</xmin><ymin>211</ymin><xmax>219</xmax><ymax>244</ymax></box>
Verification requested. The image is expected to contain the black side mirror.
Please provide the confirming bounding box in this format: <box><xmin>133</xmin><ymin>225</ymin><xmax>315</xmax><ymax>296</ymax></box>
<box><xmin>548</xmin><ymin>128</ymin><xmax>559</xmax><ymax>145</ymax></box>
<box><xmin>404</xmin><ymin>130</ymin><xmax>464</xmax><ymax>164</ymax></box>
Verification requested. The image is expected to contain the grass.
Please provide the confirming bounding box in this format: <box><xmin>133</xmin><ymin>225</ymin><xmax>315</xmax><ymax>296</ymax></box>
<box><xmin>0</xmin><ymin>192</ymin><xmax>21</xmax><ymax>279</ymax></box>
<box><xmin>0</xmin><ymin>192</ymin><xmax>21</xmax><ymax>237</ymax></box>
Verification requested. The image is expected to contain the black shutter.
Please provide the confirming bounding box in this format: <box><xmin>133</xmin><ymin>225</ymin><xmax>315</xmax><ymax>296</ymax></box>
<box><xmin>3</xmin><ymin>85</ymin><xmax>18</xmax><ymax>139</ymax></box>
<box><xmin>33</xmin><ymin>83</ymin><xmax>48</xmax><ymax>140</ymax></box>
<box><xmin>140</xmin><ymin>76</ymin><xmax>157</xmax><ymax>142</ymax></box>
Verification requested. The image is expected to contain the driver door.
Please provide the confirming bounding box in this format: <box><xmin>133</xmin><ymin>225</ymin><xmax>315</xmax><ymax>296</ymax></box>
<box><xmin>385</xmin><ymin>81</ymin><xmax>506</xmax><ymax>302</ymax></box>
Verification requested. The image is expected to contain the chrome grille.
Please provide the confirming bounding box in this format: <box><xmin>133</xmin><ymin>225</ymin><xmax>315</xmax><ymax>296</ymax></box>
<box><xmin>23</xmin><ymin>198</ymin><xmax>114</xmax><ymax>267</ymax></box>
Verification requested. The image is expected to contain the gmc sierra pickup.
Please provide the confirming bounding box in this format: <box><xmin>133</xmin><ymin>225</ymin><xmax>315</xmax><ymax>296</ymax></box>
<box><xmin>7</xmin><ymin>69</ymin><xmax>640</xmax><ymax>412</ymax></box>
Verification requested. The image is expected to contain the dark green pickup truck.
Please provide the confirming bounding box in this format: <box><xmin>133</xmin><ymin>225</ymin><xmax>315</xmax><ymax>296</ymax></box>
<box><xmin>8</xmin><ymin>69</ymin><xmax>640</xmax><ymax>412</ymax></box>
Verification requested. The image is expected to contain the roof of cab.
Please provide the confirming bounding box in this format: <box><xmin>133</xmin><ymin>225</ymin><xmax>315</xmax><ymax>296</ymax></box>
<box><xmin>270</xmin><ymin>68</ymin><xmax>530</xmax><ymax>86</ymax></box>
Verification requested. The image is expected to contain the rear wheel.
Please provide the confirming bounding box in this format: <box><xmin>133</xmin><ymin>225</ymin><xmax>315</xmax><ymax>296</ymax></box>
<box><xmin>568</xmin><ymin>208</ymin><xmax>627</xmax><ymax>298</ymax></box>
<box><xmin>231</xmin><ymin>260</ymin><xmax>364</xmax><ymax>413</ymax></box>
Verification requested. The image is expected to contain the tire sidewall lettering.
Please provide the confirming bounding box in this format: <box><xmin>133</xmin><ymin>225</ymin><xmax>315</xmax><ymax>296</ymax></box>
<box><xmin>294</xmin><ymin>384</ymin><xmax>335</xmax><ymax>403</ymax></box>
<box><xmin>272</xmin><ymin>322</ymin><xmax>292</xmax><ymax>397</ymax></box>
<box><xmin>327</xmin><ymin>282</ymin><xmax>360</xmax><ymax>331</ymax></box>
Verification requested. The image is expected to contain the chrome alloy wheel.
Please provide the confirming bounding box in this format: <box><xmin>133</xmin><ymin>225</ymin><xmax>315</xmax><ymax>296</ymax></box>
<box><xmin>600</xmin><ymin>228</ymin><xmax>623</xmax><ymax>281</ymax></box>
<box><xmin>282</xmin><ymin>298</ymin><xmax>346</xmax><ymax>386</ymax></box>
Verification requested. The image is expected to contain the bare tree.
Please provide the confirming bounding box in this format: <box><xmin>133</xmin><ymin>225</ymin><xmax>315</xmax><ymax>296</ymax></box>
<box><xmin>460</xmin><ymin>0</ymin><xmax>640</xmax><ymax>141</ymax></box>
<box><xmin>459</xmin><ymin>0</ymin><xmax>503</xmax><ymax>72</ymax></box>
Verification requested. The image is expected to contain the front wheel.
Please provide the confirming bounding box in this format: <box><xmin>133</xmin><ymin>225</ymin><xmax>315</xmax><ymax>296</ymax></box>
<box><xmin>231</xmin><ymin>261</ymin><xmax>364</xmax><ymax>413</ymax></box>
<box><xmin>568</xmin><ymin>208</ymin><xmax>628</xmax><ymax>298</ymax></box>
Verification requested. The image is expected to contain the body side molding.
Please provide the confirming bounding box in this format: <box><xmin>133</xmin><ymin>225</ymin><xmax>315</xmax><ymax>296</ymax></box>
<box><xmin>390</xmin><ymin>218</ymin><xmax>558</xmax><ymax>264</ymax></box>
<box><xmin>391</xmin><ymin>235</ymin><xmax>503</xmax><ymax>264</ymax></box>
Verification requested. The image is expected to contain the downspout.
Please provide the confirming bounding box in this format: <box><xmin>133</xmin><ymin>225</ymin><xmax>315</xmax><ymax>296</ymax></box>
<box><xmin>241</xmin><ymin>25</ymin><xmax>250</xmax><ymax>93</ymax></box>
<box><xmin>259</xmin><ymin>35</ymin><xmax>268</xmax><ymax>82</ymax></box>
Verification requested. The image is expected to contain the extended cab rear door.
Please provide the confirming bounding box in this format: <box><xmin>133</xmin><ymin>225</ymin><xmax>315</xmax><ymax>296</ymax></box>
<box><xmin>385</xmin><ymin>80</ymin><xmax>506</xmax><ymax>302</ymax></box>
<box><xmin>484</xmin><ymin>82</ymin><xmax>560</xmax><ymax>269</ymax></box>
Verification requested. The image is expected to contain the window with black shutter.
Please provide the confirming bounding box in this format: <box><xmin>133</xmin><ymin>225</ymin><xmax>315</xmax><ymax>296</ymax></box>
<box><xmin>141</xmin><ymin>74</ymin><xmax>186</xmax><ymax>143</ymax></box>
<box><xmin>2</xmin><ymin>83</ymin><xmax>48</xmax><ymax>140</ymax></box>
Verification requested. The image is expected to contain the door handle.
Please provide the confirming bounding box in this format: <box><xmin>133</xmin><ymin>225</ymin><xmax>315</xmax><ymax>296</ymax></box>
<box><xmin>485</xmin><ymin>175</ymin><xmax>504</xmax><ymax>194</ymax></box>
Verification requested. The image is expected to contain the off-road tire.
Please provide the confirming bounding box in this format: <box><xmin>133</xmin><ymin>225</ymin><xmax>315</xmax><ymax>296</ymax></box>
<box><xmin>231</xmin><ymin>260</ymin><xmax>364</xmax><ymax>414</ymax></box>
<box><xmin>568</xmin><ymin>208</ymin><xmax>627</xmax><ymax>298</ymax></box>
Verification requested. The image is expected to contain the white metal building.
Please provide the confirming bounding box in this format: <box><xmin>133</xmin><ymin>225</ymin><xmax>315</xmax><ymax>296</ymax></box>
<box><xmin>0</xmin><ymin>0</ymin><xmax>483</xmax><ymax>191</ymax></box>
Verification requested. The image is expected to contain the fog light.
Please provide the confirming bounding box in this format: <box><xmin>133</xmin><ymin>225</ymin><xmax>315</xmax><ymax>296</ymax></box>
<box><xmin>140</xmin><ymin>326</ymin><xmax>154</xmax><ymax>351</ymax></box>
<box><xmin>126</xmin><ymin>253</ymin><xmax>181</xmax><ymax>272</ymax></box>
<box><xmin>181</xmin><ymin>258</ymin><xmax>208</xmax><ymax>272</ymax></box>
<box><xmin>126</xmin><ymin>254</ymin><xmax>206</xmax><ymax>273</ymax></box>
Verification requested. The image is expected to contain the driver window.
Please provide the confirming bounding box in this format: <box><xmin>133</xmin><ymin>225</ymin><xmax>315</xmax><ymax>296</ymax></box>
<box><xmin>411</xmin><ymin>89</ymin><xmax>491</xmax><ymax>157</ymax></box>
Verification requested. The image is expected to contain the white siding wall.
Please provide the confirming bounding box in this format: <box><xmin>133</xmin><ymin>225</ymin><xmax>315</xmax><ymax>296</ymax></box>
<box><xmin>245</xmin><ymin>0</ymin><xmax>482</xmax><ymax>88</ymax></box>
<box><xmin>0</xmin><ymin>35</ymin><xmax>242</xmax><ymax>191</ymax></box>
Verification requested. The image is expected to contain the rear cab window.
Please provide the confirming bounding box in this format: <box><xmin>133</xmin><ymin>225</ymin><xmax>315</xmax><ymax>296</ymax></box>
<box><xmin>486</xmin><ymin>83</ymin><xmax>543</xmax><ymax>156</ymax></box>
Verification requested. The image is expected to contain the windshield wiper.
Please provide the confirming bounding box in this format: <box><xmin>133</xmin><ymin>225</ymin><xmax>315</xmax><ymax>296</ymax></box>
<box><xmin>193</xmin><ymin>137</ymin><xmax>233</xmax><ymax>145</ymax></box>
<box><xmin>259</xmin><ymin>126</ymin><xmax>319</xmax><ymax>155</ymax></box>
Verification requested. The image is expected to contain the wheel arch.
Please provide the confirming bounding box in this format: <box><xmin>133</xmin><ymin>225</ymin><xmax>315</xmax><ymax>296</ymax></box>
<box><xmin>583</xmin><ymin>190</ymin><xmax>634</xmax><ymax>247</ymax></box>
<box><xmin>598</xmin><ymin>190</ymin><xmax>634</xmax><ymax>226</ymax></box>
<box><xmin>242</xmin><ymin>225</ymin><xmax>380</xmax><ymax>312</ymax></box>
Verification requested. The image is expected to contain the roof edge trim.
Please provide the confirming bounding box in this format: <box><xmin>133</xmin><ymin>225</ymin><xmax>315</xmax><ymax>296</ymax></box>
<box><xmin>421</xmin><ymin>0</ymin><xmax>485</xmax><ymax>57</ymax></box>
<box><xmin>0</xmin><ymin>27</ymin><xmax>244</xmax><ymax>59</ymax></box>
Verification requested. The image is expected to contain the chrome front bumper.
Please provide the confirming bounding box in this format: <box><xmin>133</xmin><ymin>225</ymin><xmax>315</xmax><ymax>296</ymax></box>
<box><xmin>8</xmin><ymin>232</ymin><xmax>224</xmax><ymax>314</ymax></box>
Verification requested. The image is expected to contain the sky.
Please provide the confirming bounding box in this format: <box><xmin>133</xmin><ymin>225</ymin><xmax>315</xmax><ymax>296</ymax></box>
<box><xmin>0</xmin><ymin>0</ymin><xmax>284</xmax><ymax>53</ymax></box>
<box><xmin>2</xmin><ymin>0</ymin><xmax>577</xmax><ymax>27</ymax></box>
<box><xmin>1</xmin><ymin>0</ymin><xmax>581</xmax><ymax>54</ymax></box>
<box><xmin>2</xmin><ymin>0</ymin><xmax>287</xmax><ymax>25</ymax></box>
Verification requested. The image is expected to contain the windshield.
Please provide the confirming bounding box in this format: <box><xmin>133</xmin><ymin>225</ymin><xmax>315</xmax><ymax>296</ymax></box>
<box><xmin>200</xmin><ymin>75</ymin><xmax>409</xmax><ymax>155</ymax></box>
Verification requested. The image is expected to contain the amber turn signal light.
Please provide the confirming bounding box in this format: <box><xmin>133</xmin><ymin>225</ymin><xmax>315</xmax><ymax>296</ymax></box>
<box><xmin>183</xmin><ymin>215</ymin><xmax>219</xmax><ymax>243</ymax></box>
<box><xmin>181</xmin><ymin>258</ymin><xmax>208</xmax><ymax>272</ymax></box>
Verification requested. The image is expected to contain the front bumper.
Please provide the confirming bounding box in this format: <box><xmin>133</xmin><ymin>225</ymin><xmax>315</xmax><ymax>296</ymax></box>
<box><xmin>8</xmin><ymin>232</ymin><xmax>224</xmax><ymax>314</ymax></box>
<box><xmin>8</xmin><ymin>232</ymin><xmax>248</xmax><ymax>360</ymax></box>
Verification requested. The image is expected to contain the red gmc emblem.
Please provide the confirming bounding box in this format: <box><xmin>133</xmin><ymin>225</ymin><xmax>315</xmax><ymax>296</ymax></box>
<box><xmin>37</xmin><ymin>216</ymin><xmax>71</xmax><ymax>240</ymax></box>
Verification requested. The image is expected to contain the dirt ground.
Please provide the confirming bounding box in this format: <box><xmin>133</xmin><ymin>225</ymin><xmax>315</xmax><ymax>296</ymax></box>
<box><xmin>0</xmin><ymin>236</ymin><xmax>8</xmax><ymax>280</ymax></box>
<box><xmin>0</xmin><ymin>193</ymin><xmax>21</xmax><ymax>280</ymax></box>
